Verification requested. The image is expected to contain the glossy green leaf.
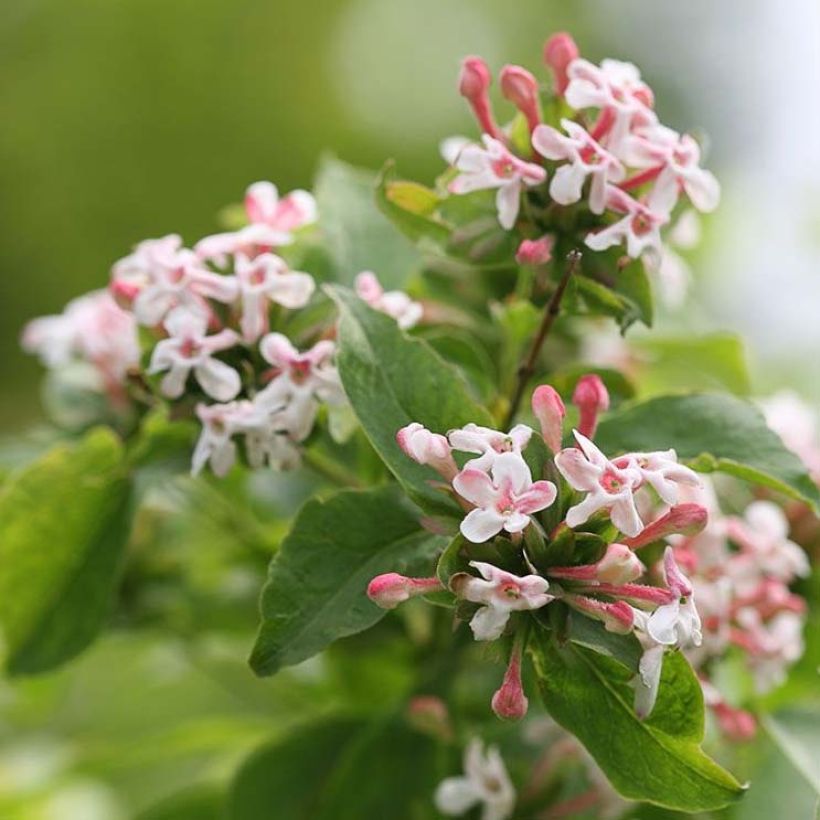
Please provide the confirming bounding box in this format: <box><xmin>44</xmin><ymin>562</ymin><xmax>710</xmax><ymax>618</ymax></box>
<box><xmin>314</xmin><ymin>156</ymin><xmax>420</xmax><ymax>288</ymax></box>
<box><xmin>762</xmin><ymin>710</ymin><xmax>820</xmax><ymax>796</ymax></box>
<box><xmin>529</xmin><ymin>629</ymin><xmax>745</xmax><ymax>811</ymax></box>
<box><xmin>0</xmin><ymin>428</ymin><xmax>132</xmax><ymax>675</ymax></box>
<box><xmin>249</xmin><ymin>486</ymin><xmax>446</xmax><ymax>676</ymax></box>
<box><xmin>330</xmin><ymin>285</ymin><xmax>494</xmax><ymax>514</ymax></box>
<box><xmin>595</xmin><ymin>393</ymin><xmax>820</xmax><ymax>511</ymax></box>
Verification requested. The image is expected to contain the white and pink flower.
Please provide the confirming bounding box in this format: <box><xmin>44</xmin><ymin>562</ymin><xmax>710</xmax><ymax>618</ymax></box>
<box><xmin>355</xmin><ymin>271</ymin><xmax>423</xmax><ymax>330</ymax></box>
<box><xmin>448</xmin><ymin>423</ymin><xmax>533</xmax><ymax>472</ymax></box>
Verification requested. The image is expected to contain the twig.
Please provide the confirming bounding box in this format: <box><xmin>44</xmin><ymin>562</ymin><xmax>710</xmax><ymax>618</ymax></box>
<box><xmin>504</xmin><ymin>249</ymin><xmax>581</xmax><ymax>427</ymax></box>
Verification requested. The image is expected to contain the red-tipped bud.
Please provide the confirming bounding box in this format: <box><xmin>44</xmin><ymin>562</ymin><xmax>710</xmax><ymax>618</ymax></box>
<box><xmin>406</xmin><ymin>696</ymin><xmax>453</xmax><ymax>740</ymax></box>
<box><xmin>516</xmin><ymin>235</ymin><xmax>554</xmax><ymax>266</ymax></box>
<box><xmin>367</xmin><ymin>573</ymin><xmax>442</xmax><ymax>610</ymax></box>
<box><xmin>543</xmin><ymin>32</ymin><xmax>580</xmax><ymax>96</ymax></box>
<box><xmin>110</xmin><ymin>279</ymin><xmax>140</xmax><ymax>310</ymax></box>
<box><xmin>531</xmin><ymin>384</ymin><xmax>566</xmax><ymax>453</ymax></box>
<box><xmin>572</xmin><ymin>374</ymin><xmax>609</xmax><ymax>440</ymax></box>
<box><xmin>500</xmin><ymin>64</ymin><xmax>541</xmax><ymax>132</ymax></box>
<box><xmin>565</xmin><ymin>594</ymin><xmax>635</xmax><ymax>634</ymax></box>
<box><xmin>491</xmin><ymin>642</ymin><xmax>528</xmax><ymax>721</ymax></box>
<box><xmin>622</xmin><ymin>504</ymin><xmax>709</xmax><ymax>549</ymax></box>
<box><xmin>458</xmin><ymin>56</ymin><xmax>500</xmax><ymax>138</ymax></box>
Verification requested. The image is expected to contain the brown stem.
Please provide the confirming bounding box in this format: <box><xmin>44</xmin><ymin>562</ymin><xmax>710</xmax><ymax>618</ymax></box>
<box><xmin>504</xmin><ymin>249</ymin><xmax>581</xmax><ymax>427</ymax></box>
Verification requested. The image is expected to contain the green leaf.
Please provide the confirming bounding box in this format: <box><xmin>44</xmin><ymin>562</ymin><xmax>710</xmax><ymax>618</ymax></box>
<box><xmin>330</xmin><ymin>285</ymin><xmax>494</xmax><ymax>514</ymax></box>
<box><xmin>566</xmin><ymin>612</ymin><xmax>643</xmax><ymax>673</ymax></box>
<box><xmin>595</xmin><ymin>393</ymin><xmax>820</xmax><ymax>511</ymax></box>
<box><xmin>574</xmin><ymin>274</ymin><xmax>647</xmax><ymax>331</ymax></box>
<box><xmin>616</xmin><ymin>257</ymin><xmax>654</xmax><ymax>328</ymax></box>
<box><xmin>762</xmin><ymin>710</ymin><xmax>820</xmax><ymax>796</ymax></box>
<box><xmin>529</xmin><ymin>629</ymin><xmax>745</xmax><ymax>811</ymax></box>
<box><xmin>0</xmin><ymin>428</ymin><xmax>132</xmax><ymax>675</ymax></box>
<box><xmin>249</xmin><ymin>486</ymin><xmax>446</xmax><ymax>676</ymax></box>
<box><xmin>314</xmin><ymin>156</ymin><xmax>420</xmax><ymax>288</ymax></box>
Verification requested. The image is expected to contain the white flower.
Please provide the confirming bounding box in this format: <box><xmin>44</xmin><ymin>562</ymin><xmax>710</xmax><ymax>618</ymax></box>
<box><xmin>195</xmin><ymin>181</ymin><xmax>317</xmax><ymax>261</ymax></box>
<box><xmin>532</xmin><ymin>119</ymin><xmax>625</xmax><ymax>213</ymax></box>
<box><xmin>192</xmin><ymin>400</ymin><xmax>257</xmax><ymax>476</ymax></box>
<box><xmin>454</xmin><ymin>560</ymin><xmax>552</xmax><ymax>641</ymax></box>
<box><xmin>435</xmin><ymin>739</ymin><xmax>515</xmax><ymax>820</ymax></box>
<box><xmin>453</xmin><ymin>453</ymin><xmax>557</xmax><ymax>544</ymax></box>
<box><xmin>354</xmin><ymin>271</ymin><xmax>422</xmax><ymax>330</ymax></box>
<box><xmin>646</xmin><ymin>547</ymin><xmax>702</xmax><ymax>647</ymax></box>
<box><xmin>255</xmin><ymin>333</ymin><xmax>344</xmax><ymax>441</ymax></box>
<box><xmin>613</xmin><ymin>449</ymin><xmax>701</xmax><ymax>506</ymax></box>
<box><xmin>554</xmin><ymin>431</ymin><xmax>644</xmax><ymax>536</ymax></box>
<box><xmin>148</xmin><ymin>308</ymin><xmax>241</xmax><ymax>401</ymax></box>
<box><xmin>448</xmin><ymin>135</ymin><xmax>546</xmax><ymax>230</ymax></box>
<box><xmin>760</xmin><ymin>390</ymin><xmax>820</xmax><ymax>479</ymax></box>
<box><xmin>235</xmin><ymin>252</ymin><xmax>315</xmax><ymax>342</ymax></box>
<box><xmin>585</xmin><ymin>186</ymin><xmax>669</xmax><ymax>259</ymax></box>
<box><xmin>448</xmin><ymin>423</ymin><xmax>533</xmax><ymax>472</ymax></box>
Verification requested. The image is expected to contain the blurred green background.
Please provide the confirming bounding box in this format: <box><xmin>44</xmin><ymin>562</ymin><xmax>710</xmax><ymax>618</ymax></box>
<box><xmin>2</xmin><ymin>1</ymin><xmax>820</xmax><ymax>816</ymax></box>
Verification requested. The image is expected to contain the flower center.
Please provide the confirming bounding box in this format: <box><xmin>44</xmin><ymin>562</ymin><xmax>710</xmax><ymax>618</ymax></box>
<box><xmin>289</xmin><ymin>360</ymin><xmax>312</xmax><ymax>383</ymax></box>
<box><xmin>180</xmin><ymin>338</ymin><xmax>201</xmax><ymax>358</ymax></box>
<box><xmin>600</xmin><ymin>469</ymin><xmax>624</xmax><ymax>494</ymax></box>
<box><xmin>499</xmin><ymin>582</ymin><xmax>521</xmax><ymax>600</ymax></box>
<box><xmin>492</xmin><ymin>158</ymin><xmax>517</xmax><ymax>179</ymax></box>
<box><xmin>631</xmin><ymin>213</ymin><xmax>652</xmax><ymax>236</ymax></box>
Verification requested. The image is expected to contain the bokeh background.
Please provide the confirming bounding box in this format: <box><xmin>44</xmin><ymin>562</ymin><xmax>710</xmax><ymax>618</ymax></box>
<box><xmin>1</xmin><ymin>1</ymin><xmax>819</xmax><ymax>817</ymax></box>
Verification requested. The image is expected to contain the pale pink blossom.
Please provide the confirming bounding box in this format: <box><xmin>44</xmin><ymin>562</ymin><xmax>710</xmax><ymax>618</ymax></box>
<box><xmin>760</xmin><ymin>391</ymin><xmax>820</xmax><ymax>479</ymax></box>
<box><xmin>435</xmin><ymin>738</ymin><xmax>515</xmax><ymax>820</ymax></box>
<box><xmin>613</xmin><ymin>449</ymin><xmax>701</xmax><ymax>506</ymax></box>
<box><xmin>448</xmin><ymin>423</ymin><xmax>533</xmax><ymax>472</ymax></box>
<box><xmin>736</xmin><ymin>608</ymin><xmax>805</xmax><ymax>693</ymax></box>
<box><xmin>532</xmin><ymin>120</ymin><xmax>625</xmax><ymax>213</ymax></box>
<box><xmin>256</xmin><ymin>333</ymin><xmax>344</xmax><ymax>441</ymax></box>
<box><xmin>554</xmin><ymin>431</ymin><xmax>644</xmax><ymax>536</ymax></box>
<box><xmin>195</xmin><ymin>181</ymin><xmax>317</xmax><ymax>261</ymax></box>
<box><xmin>192</xmin><ymin>400</ymin><xmax>258</xmax><ymax>477</ymax></box>
<box><xmin>354</xmin><ymin>271</ymin><xmax>423</xmax><ymax>330</ymax></box>
<box><xmin>449</xmin><ymin>136</ymin><xmax>546</xmax><ymax>230</ymax></box>
<box><xmin>234</xmin><ymin>252</ymin><xmax>315</xmax><ymax>342</ymax></box>
<box><xmin>148</xmin><ymin>308</ymin><xmax>241</xmax><ymax>401</ymax></box>
<box><xmin>585</xmin><ymin>186</ymin><xmax>669</xmax><ymax>259</ymax></box>
<box><xmin>112</xmin><ymin>235</ymin><xmax>237</xmax><ymax>326</ymax></box>
<box><xmin>645</xmin><ymin>547</ymin><xmax>702</xmax><ymax>647</ymax></box>
<box><xmin>22</xmin><ymin>290</ymin><xmax>139</xmax><ymax>387</ymax></box>
<box><xmin>452</xmin><ymin>560</ymin><xmax>552</xmax><ymax>641</ymax></box>
<box><xmin>396</xmin><ymin>423</ymin><xmax>458</xmax><ymax>480</ymax></box>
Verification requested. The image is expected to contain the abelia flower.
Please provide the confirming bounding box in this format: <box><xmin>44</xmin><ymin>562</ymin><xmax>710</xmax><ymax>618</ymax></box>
<box><xmin>354</xmin><ymin>271</ymin><xmax>423</xmax><ymax>330</ymax></box>
<box><xmin>367</xmin><ymin>573</ymin><xmax>443</xmax><ymax>609</ymax></box>
<box><xmin>572</xmin><ymin>374</ymin><xmax>609</xmax><ymax>440</ymax></box>
<box><xmin>448</xmin><ymin>136</ymin><xmax>546</xmax><ymax>230</ymax></box>
<box><xmin>451</xmin><ymin>560</ymin><xmax>552</xmax><ymax>641</ymax></box>
<box><xmin>760</xmin><ymin>391</ymin><xmax>820</xmax><ymax>479</ymax></box>
<box><xmin>112</xmin><ymin>236</ymin><xmax>237</xmax><ymax>326</ymax></box>
<box><xmin>234</xmin><ymin>252</ymin><xmax>315</xmax><ymax>342</ymax></box>
<box><xmin>532</xmin><ymin>120</ymin><xmax>625</xmax><ymax>213</ymax></box>
<box><xmin>195</xmin><ymin>181</ymin><xmax>317</xmax><ymax>261</ymax></box>
<box><xmin>531</xmin><ymin>385</ymin><xmax>565</xmax><ymax>452</ymax></box>
<box><xmin>148</xmin><ymin>308</ymin><xmax>241</xmax><ymax>401</ymax></box>
<box><xmin>192</xmin><ymin>400</ymin><xmax>257</xmax><ymax>477</ymax></box>
<box><xmin>448</xmin><ymin>423</ymin><xmax>533</xmax><ymax>472</ymax></box>
<box><xmin>453</xmin><ymin>453</ymin><xmax>557</xmax><ymax>543</ymax></box>
<box><xmin>434</xmin><ymin>739</ymin><xmax>515</xmax><ymax>820</ymax></box>
<box><xmin>244</xmin><ymin>423</ymin><xmax>302</xmax><ymax>471</ymax></box>
<box><xmin>584</xmin><ymin>186</ymin><xmax>668</xmax><ymax>259</ymax></box>
<box><xmin>554</xmin><ymin>431</ymin><xmax>644</xmax><ymax>536</ymax></box>
<box><xmin>645</xmin><ymin>547</ymin><xmax>702</xmax><ymax>647</ymax></box>
<box><xmin>734</xmin><ymin>607</ymin><xmax>805</xmax><ymax>693</ymax></box>
<box><xmin>613</xmin><ymin>449</ymin><xmax>701</xmax><ymax>506</ymax></box>
<box><xmin>726</xmin><ymin>501</ymin><xmax>809</xmax><ymax>582</ymax></box>
<box><xmin>633</xmin><ymin>642</ymin><xmax>665</xmax><ymax>719</ymax></box>
<box><xmin>543</xmin><ymin>32</ymin><xmax>579</xmax><ymax>96</ymax></box>
<box><xmin>396</xmin><ymin>423</ymin><xmax>458</xmax><ymax>481</ymax></box>
<box><xmin>22</xmin><ymin>290</ymin><xmax>139</xmax><ymax>387</ymax></box>
<box><xmin>255</xmin><ymin>333</ymin><xmax>344</xmax><ymax>441</ymax></box>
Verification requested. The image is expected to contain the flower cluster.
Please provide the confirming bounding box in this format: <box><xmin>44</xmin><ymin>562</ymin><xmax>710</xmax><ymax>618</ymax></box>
<box><xmin>444</xmin><ymin>32</ymin><xmax>719</xmax><ymax>298</ymax></box>
<box><xmin>670</xmin><ymin>480</ymin><xmax>809</xmax><ymax>738</ymax></box>
<box><xmin>369</xmin><ymin>375</ymin><xmax>710</xmax><ymax>721</ymax></box>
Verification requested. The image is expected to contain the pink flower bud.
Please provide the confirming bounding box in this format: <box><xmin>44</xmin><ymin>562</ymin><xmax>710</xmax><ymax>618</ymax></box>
<box><xmin>458</xmin><ymin>56</ymin><xmax>500</xmax><ymax>138</ymax></box>
<box><xmin>662</xmin><ymin>546</ymin><xmax>693</xmax><ymax>597</ymax></box>
<box><xmin>595</xmin><ymin>543</ymin><xmax>645</xmax><ymax>584</ymax></box>
<box><xmin>406</xmin><ymin>696</ymin><xmax>453</xmax><ymax>740</ymax></box>
<box><xmin>622</xmin><ymin>504</ymin><xmax>709</xmax><ymax>549</ymax></box>
<box><xmin>110</xmin><ymin>279</ymin><xmax>140</xmax><ymax>310</ymax></box>
<box><xmin>572</xmin><ymin>374</ymin><xmax>609</xmax><ymax>440</ymax></box>
<box><xmin>713</xmin><ymin>703</ymin><xmax>756</xmax><ymax>741</ymax></box>
<box><xmin>367</xmin><ymin>573</ymin><xmax>442</xmax><ymax>609</ymax></box>
<box><xmin>500</xmin><ymin>64</ymin><xmax>541</xmax><ymax>132</ymax></box>
<box><xmin>564</xmin><ymin>594</ymin><xmax>635</xmax><ymax>634</ymax></box>
<box><xmin>396</xmin><ymin>423</ymin><xmax>459</xmax><ymax>481</ymax></box>
<box><xmin>491</xmin><ymin>642</ymin><xmax>528</xmax><ymax>720</ymax></box>
<box><xmin>543</xmin><ymin>32</ymin><xmax>580</xmax><ymax>95</ymax></box>
<box><xmin>515</xmin><ymin>235</ymin><xmax>554</xmax><ymax>266</ymax></box>
<box><xmin>531</xmin><ymin>385</ymin><xmax>566</xmax><ymax>452</ymax></box>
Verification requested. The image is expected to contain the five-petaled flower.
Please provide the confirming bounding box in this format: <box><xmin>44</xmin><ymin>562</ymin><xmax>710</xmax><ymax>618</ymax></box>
<box><xmin>448</xmin><ymin>423</ymin><xmax>533</xmax><ymax>472</ymax></box>
<box><xmin>452</xmin><ymin>560</ymin><xmax>552</xmax><ymax>641</ymax></box>
<box><xmin>645</xmin><ymin>547</ymin><xmax>703</xmax><ymax>647</ymax></box>
<box><xmin>453</xmin><ymin>453</ymin><xmax>557</xmax><ymax>543</ymax></box>
<box><xmin>448</xmin><ymin>135</ymin><xmax>546</xmax><ymax>230</ymax></box>
<box><xmin>148</xmin><ymin>308</ymin><xmax>241</xmax><ymax>401</ymax></box>
<box><xmin>613</xmin><ymin>448</ymin><xmax>701</xmax><ymax>506</ymax></box>
<box><xmin>355</xmin><ymin>271</ymin><xmax>423</xmax><ymax>330</ymax></box>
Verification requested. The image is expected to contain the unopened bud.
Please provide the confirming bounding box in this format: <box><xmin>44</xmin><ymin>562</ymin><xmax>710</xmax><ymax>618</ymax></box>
<box><xmin>516</xmin><ymin>235</ymin><xmax>554</xmax><ymax>266</ymax></box>
<box><xmin>406</xmin><ymin>696</ymin><xmax>453</xmax><ymax>740</ymax></box>
<box><xmin>397</xmin><ymin>423</ymin><xmax>458</xmax><ymax>481</ymax></box>
<box><xmin>622</xmin><ymin>504</ymin><xmax>709</xmax><ymax>549</ymax></box>
<box><xmin>595</xmin><ymin>543</ymin><xmax>645</xmax><ymax>584</ymax></box>
<box><xmin>662</xmin><ymin>546</ymin><xmax>692</xmax><ymax>597</ymax></box>
<box><xmin>531</xmin><ymin>384</ymin><xmax>566</xmax><ymax>453</ymax></box>
<box><xmin>500</xmin><ymin>64</ymin><xmax>541</xmax><ymax>132</ymax></box>
<box><xmin>458</xmin><ymin>56</ymin><xmax>500</xmax><ymax>138</ymax></box>
<box><xmin>565</xmin><ymin>594</ymin><xmax>635</xmax><ymax>634</ymax></box>
<box><xmin>573</xmin><ymin>374</ymin><xmax>609</xmax><ymax>440</ymax></box>
<box><xmin>491</xmin><ymin>642</ymin><xmax>528</xmax><ymax>721</ymax></box>
<box><xmin>110</xmin><ymin>279</ymin><xmax>140</xmax><ymax>310</ymax></box>
<box><xmin>367</xmin><ymin>573</ymin><xmax>442</xmax><ymax>609</ymax></box>
<box><xmin>543</xmin><ymin>32</ymin><xmax>580</xmax><ymax>96</ymax></box>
